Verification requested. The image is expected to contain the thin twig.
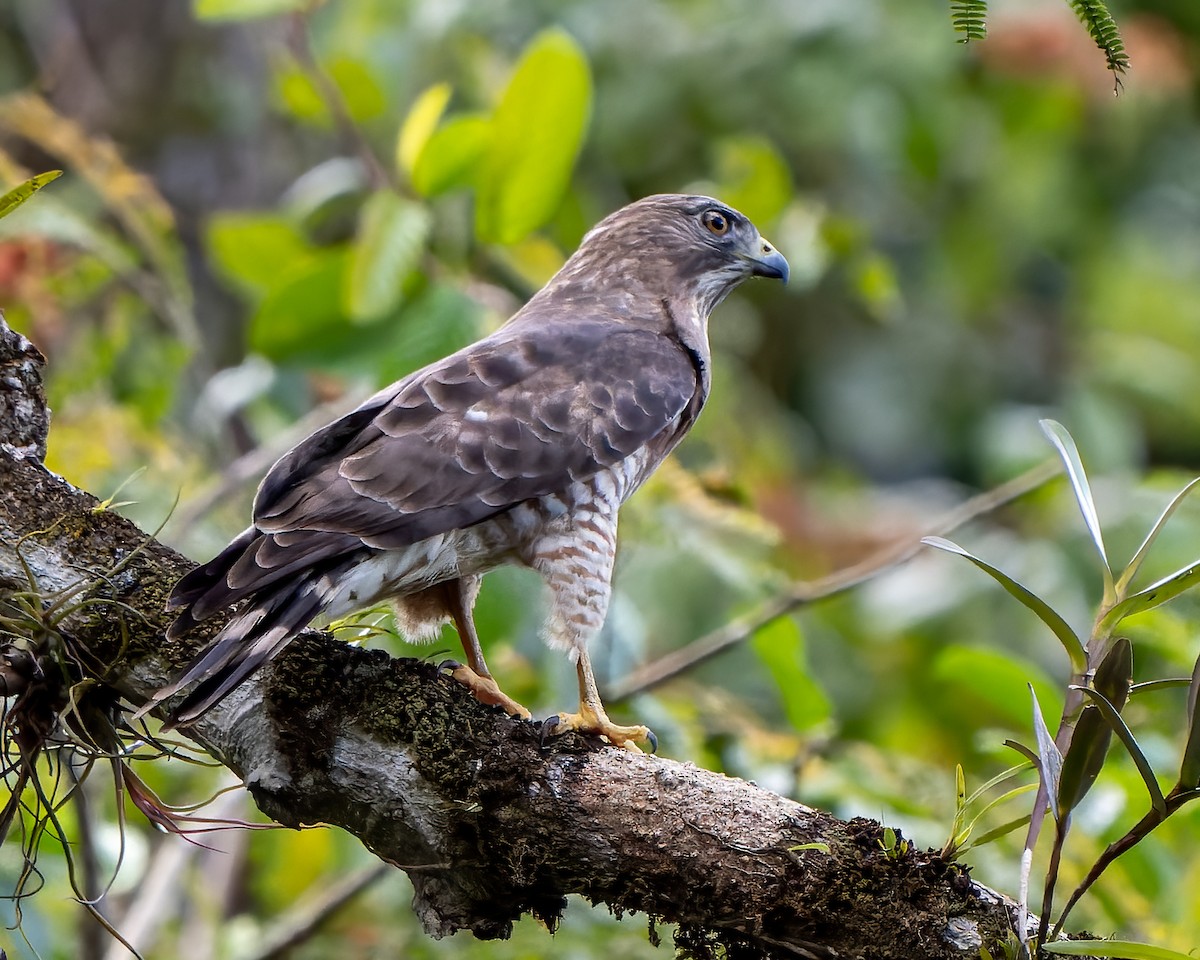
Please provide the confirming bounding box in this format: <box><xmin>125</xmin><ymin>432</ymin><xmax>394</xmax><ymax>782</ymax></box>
<box><xmin>246</xmin><ymin>862</ymin><xmax>392</xmax><ymax>960</ymax></box>
<box><xmin>285</xmin><ymin>12</ymin><xmax>394</xmax><ymax>192</ymax></box>
<box><xmin>609</xmin><ymin>458</ymin><xmax>1062</xmax><ymax>701</ymax></box>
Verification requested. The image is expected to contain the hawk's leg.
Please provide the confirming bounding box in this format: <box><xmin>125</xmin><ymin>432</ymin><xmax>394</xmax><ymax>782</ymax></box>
<box><xmin>444</xmin><ymin>578</ymin><xmax>532</xmax><ymax>720</ymax></box>
<box><xmin>546</xmin><ymin>648</ymin><xmax>655</xmax><ymax>752</ymax></box>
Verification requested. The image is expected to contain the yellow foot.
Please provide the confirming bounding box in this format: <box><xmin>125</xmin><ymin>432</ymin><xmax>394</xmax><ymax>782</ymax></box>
<box><xmin>443</xmin><ymin>662</ymin><xmax>532</xmax><ymax>720</ymax></box>
<box><xmin>543</xmin><ymin>709</ymin><xmax>658</xmax><ymax>753</ymax></box>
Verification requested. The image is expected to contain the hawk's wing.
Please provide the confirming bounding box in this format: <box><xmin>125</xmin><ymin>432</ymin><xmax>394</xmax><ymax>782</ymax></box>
<box><xmin>255</xmin><ymin>318</ymin><xmax>700</xmax><ymax>547</ymax></box>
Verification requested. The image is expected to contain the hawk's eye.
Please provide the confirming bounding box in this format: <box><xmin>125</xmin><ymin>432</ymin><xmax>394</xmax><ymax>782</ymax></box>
<box><xmin>701</xmin><ymin>210</ymin><xmax>730</xmax><ymax>237</ymax></box>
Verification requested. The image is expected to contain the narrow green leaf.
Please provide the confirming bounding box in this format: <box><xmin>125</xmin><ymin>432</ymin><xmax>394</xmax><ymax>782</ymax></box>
<box><xmin>475</xmin><ymin>28</ymin><xmax>592</xmax><ymax>244</ymax></box>
<box><xmin>1039</xmin><ymin>419</ymin><xmax>1114</xmax><ymax>602</ymax></box>
<box><xmin>1073</xmin><ymin>685</ymin><xmax>1167</xmax><ymax>816</ymax></box>
<box><xmin>193</xmin><ymin>0</ymin><xmax>309</xmax><ymax>20</ymax></box>
<box><xmin>1115</xmin><ymin>477</ymin><xmax>1200</xmax><ymax>597</ymax></box>
<box><xmin>344</xmin><ymin>192</ymin><xmax>431</xmax><ymax>322</ymax></box>
<box><xmin>1129</xmin><ymin>678</ymin><xmax>1192</xmax><ymax>697</ymax></box>
<box><xmin>923</xmin><ymin>537</ymin><xmax>1087</xmax><ymax>673</ymax></box>
<box><xmin>1100</xmin><ymin>556</ymin><xmax>1200</xmax><ymax>633</ymax></box>
<box><xmin>962</xmin><ymin>813</ymin><xmax>1032</xmax><ymax>852</ymax></box>
<box><xmin>965</xmin><ymin>762</ymin><xmax>1035</xmax><ymax>808</ymax></box>
<box><xmin>396</xmin><ymin>83</ymin><xmax>453</xmax><ymax>178</ymax></box>
<box><xmin>411</xmin><ymin>113</ymin><xmax>490</xmax><ymax>198</ymax></box>
<box><xmin>1031</xmin><ymin>685</ymin><xmax>1064</xmax><ymax>821</ymax></box>
<box><xmin>1178</xmin><ymin>651</ymin><xmax>1200</xmax><ymax>788</ymax></box>
<box><xmin>0</xmin><ymin>169</ymin><xmax>62</xmax><ymax>221</ymax></box>
<box><xmin>749</xmin><ymin>616</ymin><xmax>832</xmax><ymax>732</ymax></box>
<box><xmin>1043</xmin><ymin>939</ymin><xmax>1196</xmax><ymax>959</ymax></box>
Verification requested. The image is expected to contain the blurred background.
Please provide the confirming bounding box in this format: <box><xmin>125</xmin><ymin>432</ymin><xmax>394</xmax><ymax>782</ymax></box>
<box><xmin>2</xmin><ymin>0</ymin><xmax>1200</xmax><ymax>956</ymax></box>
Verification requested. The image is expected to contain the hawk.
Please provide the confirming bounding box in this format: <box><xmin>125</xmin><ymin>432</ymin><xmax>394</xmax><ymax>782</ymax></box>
<box><xmin>144</xmin><ymin>194</ymin><xmax>788</xmax><ymax>749</ymax></box>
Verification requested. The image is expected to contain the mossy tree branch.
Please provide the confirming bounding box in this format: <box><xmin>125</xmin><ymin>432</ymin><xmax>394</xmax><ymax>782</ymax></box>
<box><xmin>0</xmin><ymin>315</ymin><xmax>1023</xmax><ymax>958</ymax></box>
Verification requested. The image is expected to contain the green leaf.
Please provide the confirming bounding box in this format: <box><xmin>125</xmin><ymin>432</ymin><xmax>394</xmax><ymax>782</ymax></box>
<box><xmin>749</xmin><ymin>616</ymin><xmax>832</xmax><ymax>732</ymax></box>
<box><xmin>1042</xmin><ymin>939</ymin><xmax>1197</xmax><ymax>959</ymax></box>
<box><xmin>1179</xmin><ymin>652</ymin><xmax>1200</xmax><ymax>788</ymax></box>
<box><xmin>248</xmin><ymin>248</ymin><xmax>354</xmax><ymax>363</ymax></box>
<box><xmin>1099</xmin><ymin>557</ymin><xmax>1200</xmax><ymax>634</ymax></box>
<box><xmin>193</xmin><ymin>0</ymin><xmax>309</xmax><ymax>20</ymax></box>
<box><xmin>206</xmin><ymin>212</ymin><xmax>311</xmax><ymax>301</ymax></box>
<box><xmin>923</xmin><ymin>536</ymin><xmax>1087</xmax><ymax>673</ymax></box>
<box><xmin>712</xmin><ymin>136</ymin><xmax>793</xmax><ymax>226</ymax></box>
<box><xmin>1039</xmin><ymin>419</ymin><xmax>1114</xmax><ymax>603</ymax></box>
<box><xmin>0</xmin><ymin>169</ymin><xmax>62</xmax><ymax>221</ymax></box>
<box><xmin>949</xmin><ymin>0</ymin><xmax>987</xmax><ymax>41</ymax></box>
<box><xmin>1074</xmin><ymin>685</ymin><xmax>1167</xmax><ymax>817</ymax></box>
<box><xmin>1115</xmin><ymin>477</ymin><xmax>1200</xmax><ymax>598</ymax></box>
<box><xmin>475</xmin><ymin>28</ymin><xmax>592</xmax><ymax>244</ymax></box>
<box><xmin>344</xmin><ymin>192</ymin><xmax>431</xmax><ymax>322</ymax></box>
<box><xmin>1065</xmin><ymin>0</ymin><xmax>1130</xmax><ymax>77</ymax></box>
<box><xmin>397</xmin><ymin>83</ymin><xmax>453</xmax><ymax>178</ymax></box>
<box><xmin>411</xmin><ymin>114</ymin><xmax>490</xmax><ymax>198</ymax></box>
<box><xmin>1031</xmin><ymin>685</ymin><xmax>1064</xmax><ymax>822</ymax></box>
<box><xmin>962</xmin><ymin>812</ymin><xmax>1032</xmax><ymax>852</ymax></box>
<box><xmin>933</xmin><ymin>644</ymin><xmax>1062</xmax><ymax>730</ymax></box>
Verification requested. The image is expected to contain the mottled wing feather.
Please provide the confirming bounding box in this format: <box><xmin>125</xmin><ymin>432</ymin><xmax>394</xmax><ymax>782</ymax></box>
<box><xmin>253</xmin><ymin>320</ymin><xmax>698</xmax><ymax>549</ymax></box>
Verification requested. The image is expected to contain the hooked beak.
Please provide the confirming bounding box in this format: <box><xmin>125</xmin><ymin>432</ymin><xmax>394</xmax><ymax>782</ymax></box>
<box><xmin>745</xmin><ymin>239</ymin><xmax>789</xmax><ymax>284</ymax></box>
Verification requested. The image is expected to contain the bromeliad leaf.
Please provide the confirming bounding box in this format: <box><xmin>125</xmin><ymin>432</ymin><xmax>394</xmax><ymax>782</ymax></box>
<box><xmin>0</xmin><ymin>169</ymin><xmax>62</xmax><ymax>221</ymax></box>
<box><xmin>1115</xmin><ymin>477</ymin><xmax>1200</xmax><ymax>598</ymax></box>
<box><xmin>1179</xmin><ymin>652</ymin><xmax>1200</xmax><ymax>788</ymax></box>
<box><xmin>1039</xmin><ymin>419</ymin><xmax>1114</xmax><ymax>603</ymax></box>
<box><xmin>1031</xmin><ymin>685</ymin><xmax>1064</xmax><ymax>822</ymax></box>
<box><xmin>1073</xmin><ymin>685</ymin><xmax>1166</xmax><ymax>816</ymax></box>
<box><xmin>1057</xmin><ymin>639</ymin><xmax>1129</xmax><ymax>815</ymax></box>
<box><xmin>923</xmin><ymin>536</ymin><xmax>1087</xmax><ymax>673</ymax></box>
<box><xmin>1099</xmin><ymin>557</ymin><xmax>1200</xmax><ymax>634</ymax></box>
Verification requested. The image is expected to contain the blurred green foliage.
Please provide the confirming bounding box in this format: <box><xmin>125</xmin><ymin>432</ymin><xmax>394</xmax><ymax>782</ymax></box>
<box><xmin>2</xmin><ymin>0</ymin><xmax>1200</xmax><ymax>957</ymax></box>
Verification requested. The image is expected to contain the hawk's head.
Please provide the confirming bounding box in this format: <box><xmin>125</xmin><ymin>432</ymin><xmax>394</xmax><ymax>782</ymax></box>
<box><xmin>548</xmin><ymin>194</ymin><xmax>789</xmax><ymax>317</ymax></box>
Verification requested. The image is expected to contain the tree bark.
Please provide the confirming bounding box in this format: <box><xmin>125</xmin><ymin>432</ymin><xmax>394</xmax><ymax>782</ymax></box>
<box><xmin>0</xmin><ymin>315</ymin><xmax>1023</xmax><ymax>958</ymax></box>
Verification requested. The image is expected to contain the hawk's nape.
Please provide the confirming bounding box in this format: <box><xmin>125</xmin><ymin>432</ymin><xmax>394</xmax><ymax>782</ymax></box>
<box><xmin>139</xmin><ymin>194</ymin><xmax>788</xmax><ymax>750</ymax></box>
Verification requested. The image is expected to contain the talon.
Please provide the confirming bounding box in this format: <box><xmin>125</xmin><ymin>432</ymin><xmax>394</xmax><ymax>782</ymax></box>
<box><xmin>445</xmin><ymin>662</ymin><xmax>532</xmax><ymax>720</ymax></box>
<box><xmin>645</xmin><ymin>728</ymin><xmax>659</xmax><ymax>754</ymax></box>
<box><xmin>544</xmin><ymin>709</ymin><xmax>655</xmax><ymax>752</ymax></box>
<box><xmin>539</xmin><ymin>714</ymin><xmax>561</xmax><ymax>748</ymax></box>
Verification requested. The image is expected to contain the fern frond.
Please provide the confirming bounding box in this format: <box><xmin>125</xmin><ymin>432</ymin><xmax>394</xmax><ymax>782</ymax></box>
<box><xmin>1066</xmin><ymin>0</ymin><xmax>1130</xmax><ymax>82</ymax></box>
<box><xmin>950</xmin><ymin>0</ymin><xmax>988</xmax><ymax>43</ymax></box>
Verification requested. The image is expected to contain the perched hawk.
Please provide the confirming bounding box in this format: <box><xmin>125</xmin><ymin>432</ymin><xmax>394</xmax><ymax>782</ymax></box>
<box><xmin>146</xmin><ymin>194</ymin><xmax>788</xmax><ymax>749</ymax></box>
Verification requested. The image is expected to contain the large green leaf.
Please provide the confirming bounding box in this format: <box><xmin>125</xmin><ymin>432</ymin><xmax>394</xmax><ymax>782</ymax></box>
<box><xmin>749</xmin><ymin>616</ymin><xmax>832</xmax><ymax>733</ymax></box>
<box><xmin>206</xmin><ymin>212</ymin><xmax>311</xmax><ymax>301</ymax></box>
<box><xmin>248</xmin><ymin>248</ymin><xmax>355</xmax><ymax>364</ymax></box>
<box><xmin>923</xmin><ymin>536</ymin><xmax>1087</xmax><ymax>673</ymax></box>
<box><xmin>475</xmin><ymin>29</ymin><xmax>592</xmax><ymax>244</ymax></box>
<box><xmin>344</xmin><ymin>192</ymin><xmax>431</xmax><ymax>323</ymax></box>
<box><xmin>412</xmin><ymin>114</ymin><xmax>491</xmax><ymax>198</ymax></box>
<box><xmin>397</xmin><ymin>83</ymin><xmax>453</xmax><ymax>179</ymax></box>
<box><xmin>933</xmin><ymin>645</ymin><xmax>1060</xmax><ymax>730</ymax></box>
<box><xmin>0</xmin><ymin>170</ymin><xmax>61</xmax><ymax>221</ymax></box>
